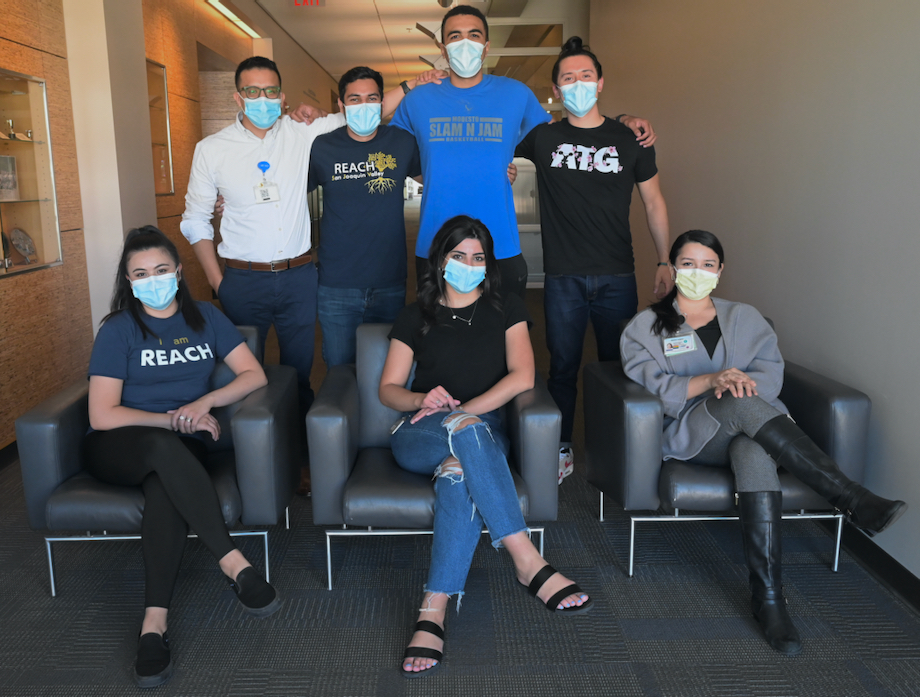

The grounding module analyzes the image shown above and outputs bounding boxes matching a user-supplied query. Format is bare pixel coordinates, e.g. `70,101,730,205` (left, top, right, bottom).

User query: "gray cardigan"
620,297,788,461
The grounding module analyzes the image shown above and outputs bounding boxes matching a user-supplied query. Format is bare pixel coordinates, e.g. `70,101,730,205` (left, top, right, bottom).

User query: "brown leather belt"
225,251,312,272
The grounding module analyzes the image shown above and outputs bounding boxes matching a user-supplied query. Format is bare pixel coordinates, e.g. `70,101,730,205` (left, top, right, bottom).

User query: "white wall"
591,0,920,575
64,0,157,332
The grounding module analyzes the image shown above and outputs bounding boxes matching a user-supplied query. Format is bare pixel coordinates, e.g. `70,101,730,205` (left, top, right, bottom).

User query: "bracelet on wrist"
657,262,669,267
400,81,411,95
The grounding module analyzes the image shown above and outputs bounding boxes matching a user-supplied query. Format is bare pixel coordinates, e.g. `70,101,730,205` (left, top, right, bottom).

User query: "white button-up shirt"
180,112,346,263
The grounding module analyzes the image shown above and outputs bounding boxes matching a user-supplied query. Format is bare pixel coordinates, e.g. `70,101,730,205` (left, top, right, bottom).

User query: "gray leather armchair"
307,323,561,588
15,327,300,595
584,360,870,575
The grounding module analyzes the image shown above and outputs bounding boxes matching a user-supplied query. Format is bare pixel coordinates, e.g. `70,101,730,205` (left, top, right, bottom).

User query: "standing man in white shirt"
181,56,434,415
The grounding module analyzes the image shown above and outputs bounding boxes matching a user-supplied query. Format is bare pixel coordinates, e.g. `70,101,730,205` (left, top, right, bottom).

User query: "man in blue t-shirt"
309,67,422,366
389,5,551,298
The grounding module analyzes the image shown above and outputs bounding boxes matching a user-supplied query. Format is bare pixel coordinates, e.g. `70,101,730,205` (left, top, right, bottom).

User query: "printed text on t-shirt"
429,116,503,143
550,144,623,173
140,343,214,366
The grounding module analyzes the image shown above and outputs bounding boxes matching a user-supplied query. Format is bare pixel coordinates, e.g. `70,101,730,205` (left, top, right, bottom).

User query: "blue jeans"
218,263,317,412
317,283,406,367
544,273,638,443
391,410,527,598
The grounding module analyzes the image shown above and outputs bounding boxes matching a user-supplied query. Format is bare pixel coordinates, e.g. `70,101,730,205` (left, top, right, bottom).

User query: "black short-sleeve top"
388,293,531,404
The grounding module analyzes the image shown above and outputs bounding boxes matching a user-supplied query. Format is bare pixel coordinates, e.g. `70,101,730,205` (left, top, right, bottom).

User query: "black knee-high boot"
738,491,802,656
753,415,906,536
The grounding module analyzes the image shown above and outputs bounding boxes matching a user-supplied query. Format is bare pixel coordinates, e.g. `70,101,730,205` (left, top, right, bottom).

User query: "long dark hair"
552,36,603,85
650,230,725,337
102,225,204,339
418,215,501,335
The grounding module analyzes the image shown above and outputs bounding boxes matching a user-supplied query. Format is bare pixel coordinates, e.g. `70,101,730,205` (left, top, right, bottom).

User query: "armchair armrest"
506,375,560,522
781,362,870,482
232,364,299,526
307,364,360,525
584,361,664,511
15,380,90,530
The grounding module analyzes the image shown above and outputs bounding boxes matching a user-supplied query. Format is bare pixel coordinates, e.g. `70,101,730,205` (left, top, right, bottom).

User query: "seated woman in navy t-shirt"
379,215,592,679
85,226,279,688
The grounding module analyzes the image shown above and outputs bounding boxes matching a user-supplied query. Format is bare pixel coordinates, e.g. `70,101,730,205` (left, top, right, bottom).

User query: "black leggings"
83,427,236,609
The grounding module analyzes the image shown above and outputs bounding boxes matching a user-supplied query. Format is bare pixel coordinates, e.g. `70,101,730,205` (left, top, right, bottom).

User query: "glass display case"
146,60,174,196
0,67,61,276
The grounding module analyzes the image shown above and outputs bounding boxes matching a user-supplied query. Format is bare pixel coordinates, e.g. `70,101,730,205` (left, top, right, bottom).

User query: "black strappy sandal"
401,620,444,678
525,564,593,615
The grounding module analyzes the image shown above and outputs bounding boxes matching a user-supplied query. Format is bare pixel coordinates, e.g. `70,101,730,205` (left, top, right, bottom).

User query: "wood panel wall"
0,1,92,449
142,0,251,301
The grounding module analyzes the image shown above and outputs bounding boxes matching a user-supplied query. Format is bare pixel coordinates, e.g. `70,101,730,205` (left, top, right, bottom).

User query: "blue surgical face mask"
559,80,598,118
345,102,381,137
131,273,178,311
446,38,485,79
443,258,486,294
243,96,282,129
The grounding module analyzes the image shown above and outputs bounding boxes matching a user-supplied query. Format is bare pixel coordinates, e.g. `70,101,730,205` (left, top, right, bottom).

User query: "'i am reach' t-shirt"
88,302,244,415
390,75,550,260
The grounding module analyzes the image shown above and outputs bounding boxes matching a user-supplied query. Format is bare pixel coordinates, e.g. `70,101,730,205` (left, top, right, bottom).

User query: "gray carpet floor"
2,458,920,696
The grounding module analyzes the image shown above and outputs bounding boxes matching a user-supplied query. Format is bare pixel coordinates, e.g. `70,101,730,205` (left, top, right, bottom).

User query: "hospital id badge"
253,181,280,203
663,332,697,357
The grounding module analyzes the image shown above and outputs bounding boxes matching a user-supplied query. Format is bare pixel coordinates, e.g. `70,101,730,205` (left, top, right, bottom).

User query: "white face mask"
675,268,720,301
446,39,485,79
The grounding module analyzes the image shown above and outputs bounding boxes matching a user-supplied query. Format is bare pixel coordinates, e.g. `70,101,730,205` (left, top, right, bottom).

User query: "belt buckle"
270,259,286,272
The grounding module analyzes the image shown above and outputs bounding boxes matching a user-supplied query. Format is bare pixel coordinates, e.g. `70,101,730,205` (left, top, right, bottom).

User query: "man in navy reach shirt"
309,67,421,367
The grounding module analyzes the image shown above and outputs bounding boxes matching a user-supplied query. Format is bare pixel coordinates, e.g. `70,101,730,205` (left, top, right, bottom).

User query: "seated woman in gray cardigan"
619,229,906,657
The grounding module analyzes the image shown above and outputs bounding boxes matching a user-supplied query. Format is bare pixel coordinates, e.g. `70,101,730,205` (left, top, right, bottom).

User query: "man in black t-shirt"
516,39,672,480
309,67,422,366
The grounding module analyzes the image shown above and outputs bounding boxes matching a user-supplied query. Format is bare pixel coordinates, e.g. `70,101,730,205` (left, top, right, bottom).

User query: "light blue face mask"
131,273,178,311
443,258,486,294
243,96,282,129
345,102,381,137
559,80,598,118
446,38,485,79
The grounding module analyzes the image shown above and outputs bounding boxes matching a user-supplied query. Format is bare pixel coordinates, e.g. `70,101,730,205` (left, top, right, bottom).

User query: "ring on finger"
178,415,187,421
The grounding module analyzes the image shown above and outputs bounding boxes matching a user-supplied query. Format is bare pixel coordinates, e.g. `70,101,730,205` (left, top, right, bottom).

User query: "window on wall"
146,60,174,196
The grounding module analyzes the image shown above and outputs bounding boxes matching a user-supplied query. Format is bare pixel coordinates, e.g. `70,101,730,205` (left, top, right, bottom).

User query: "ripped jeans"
390,409,527,600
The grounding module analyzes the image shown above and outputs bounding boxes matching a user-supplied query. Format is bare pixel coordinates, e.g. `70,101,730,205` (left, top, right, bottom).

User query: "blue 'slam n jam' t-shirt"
389,75,550,260
88,302,244,414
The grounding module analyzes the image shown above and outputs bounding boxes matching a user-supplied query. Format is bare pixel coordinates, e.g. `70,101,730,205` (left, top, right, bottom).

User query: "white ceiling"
253,0,567,90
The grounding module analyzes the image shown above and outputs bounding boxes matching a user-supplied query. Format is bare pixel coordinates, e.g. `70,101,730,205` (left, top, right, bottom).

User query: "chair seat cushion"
343,447,530,528
659,460,833,514
45,454,242,532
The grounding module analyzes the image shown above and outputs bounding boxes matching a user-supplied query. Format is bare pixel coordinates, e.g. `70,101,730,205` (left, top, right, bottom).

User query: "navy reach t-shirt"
88,302,244,414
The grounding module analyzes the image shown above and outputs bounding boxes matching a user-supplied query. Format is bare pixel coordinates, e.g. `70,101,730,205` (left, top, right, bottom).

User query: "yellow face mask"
675,268,719,301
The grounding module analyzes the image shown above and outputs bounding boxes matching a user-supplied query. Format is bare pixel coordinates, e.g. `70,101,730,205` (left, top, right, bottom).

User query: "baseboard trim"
822,519,920,613
0,441,17,473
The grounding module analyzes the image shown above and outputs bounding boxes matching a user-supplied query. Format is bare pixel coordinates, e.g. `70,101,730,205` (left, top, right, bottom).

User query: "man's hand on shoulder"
291,103,329,125
619,114,657,147
413,69,448,87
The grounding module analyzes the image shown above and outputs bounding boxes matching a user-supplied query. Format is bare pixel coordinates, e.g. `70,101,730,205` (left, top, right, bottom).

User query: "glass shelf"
0,67,61,277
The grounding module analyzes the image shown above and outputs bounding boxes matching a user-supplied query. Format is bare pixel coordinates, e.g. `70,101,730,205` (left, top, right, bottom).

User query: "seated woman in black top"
85,227,280,688
380,215,592,679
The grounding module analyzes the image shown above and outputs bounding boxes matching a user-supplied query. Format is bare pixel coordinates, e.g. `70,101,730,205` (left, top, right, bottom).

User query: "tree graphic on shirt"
366,152,397,194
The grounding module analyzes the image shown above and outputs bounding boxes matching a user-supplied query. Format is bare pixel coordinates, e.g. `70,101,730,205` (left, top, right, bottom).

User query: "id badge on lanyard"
253,160,280,203
663,332,697,357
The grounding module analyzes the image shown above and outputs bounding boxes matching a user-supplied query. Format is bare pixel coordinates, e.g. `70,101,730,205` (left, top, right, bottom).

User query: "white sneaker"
558,447,574,485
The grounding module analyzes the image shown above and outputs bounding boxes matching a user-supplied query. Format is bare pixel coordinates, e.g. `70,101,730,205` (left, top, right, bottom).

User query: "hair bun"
563,36,584,52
